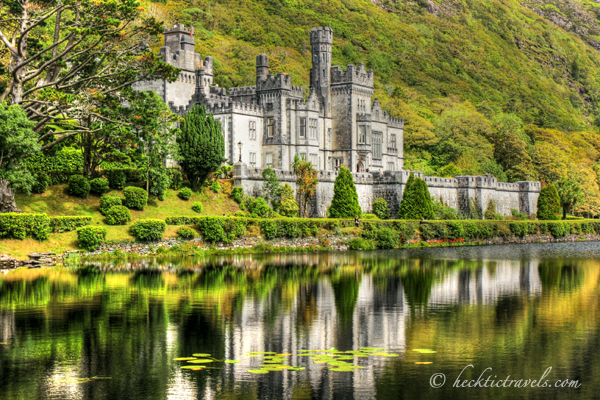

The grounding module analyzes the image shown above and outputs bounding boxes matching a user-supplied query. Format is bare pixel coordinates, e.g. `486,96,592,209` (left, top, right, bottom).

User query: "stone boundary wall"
233,163,541,218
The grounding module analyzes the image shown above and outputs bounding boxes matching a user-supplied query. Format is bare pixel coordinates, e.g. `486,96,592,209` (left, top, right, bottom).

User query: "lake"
0,243,598,399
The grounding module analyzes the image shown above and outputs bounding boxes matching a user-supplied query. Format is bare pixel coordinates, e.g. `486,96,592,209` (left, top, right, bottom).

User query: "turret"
309,27,333,117
256,54,269,83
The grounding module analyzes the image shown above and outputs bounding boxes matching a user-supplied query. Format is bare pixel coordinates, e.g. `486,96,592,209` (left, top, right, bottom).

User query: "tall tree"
399,173,434,220
536,183,561,220
556,178,584,220
328,165,361,218
0,0,178,149
0,103,39,212
292,154,318,218
262,167,280,207
177,105,225,191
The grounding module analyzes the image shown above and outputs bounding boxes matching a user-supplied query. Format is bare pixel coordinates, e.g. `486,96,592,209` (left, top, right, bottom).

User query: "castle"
135,24,541,218
134,24,403,173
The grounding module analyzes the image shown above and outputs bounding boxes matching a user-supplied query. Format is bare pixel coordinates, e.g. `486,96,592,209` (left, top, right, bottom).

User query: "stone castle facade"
136,24,541,217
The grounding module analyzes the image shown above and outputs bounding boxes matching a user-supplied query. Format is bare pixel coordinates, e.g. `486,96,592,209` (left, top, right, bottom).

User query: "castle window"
309,118,318,139
298,152,306,161
249,121,256,140
249,152,256,167
390,134,396,149
309,154,318,168
267,118,274,137
299,117,306,138
373,132,382,159
266,153,273,168
387,162,395,171
267,103,274,111
358,125,367,144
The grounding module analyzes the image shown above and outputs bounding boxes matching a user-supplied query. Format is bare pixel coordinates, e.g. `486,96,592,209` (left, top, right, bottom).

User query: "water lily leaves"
173,357,197,361
192,353,211,357
415,362,433,365
224,360,240,364
412,349,437,354
287,367,306,371
277,353,292,357
248,369,270,374
181,366,205,370
188,359,213,364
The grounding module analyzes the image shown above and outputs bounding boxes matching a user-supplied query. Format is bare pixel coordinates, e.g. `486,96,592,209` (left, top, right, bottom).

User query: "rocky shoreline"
1,233,598,271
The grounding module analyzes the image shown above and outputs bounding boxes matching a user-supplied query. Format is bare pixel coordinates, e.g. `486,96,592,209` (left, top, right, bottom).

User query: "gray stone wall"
233,163,541,218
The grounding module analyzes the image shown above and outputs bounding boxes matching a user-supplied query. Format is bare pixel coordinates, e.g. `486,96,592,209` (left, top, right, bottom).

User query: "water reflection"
0,243,598,399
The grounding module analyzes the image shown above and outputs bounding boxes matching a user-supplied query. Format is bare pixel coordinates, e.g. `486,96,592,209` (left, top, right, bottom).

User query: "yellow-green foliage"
148,0,600,212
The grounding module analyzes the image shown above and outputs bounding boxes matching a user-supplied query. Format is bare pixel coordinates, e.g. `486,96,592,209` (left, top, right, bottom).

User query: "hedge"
130,219,166,241
49,216,92,233
100,196,123,216
105,206,132,226
77,226,108,251
68,175,90,198
0,213,51,240
25,147,84,183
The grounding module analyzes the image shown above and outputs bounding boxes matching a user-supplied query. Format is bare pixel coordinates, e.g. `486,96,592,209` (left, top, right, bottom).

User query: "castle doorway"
357,162,365,173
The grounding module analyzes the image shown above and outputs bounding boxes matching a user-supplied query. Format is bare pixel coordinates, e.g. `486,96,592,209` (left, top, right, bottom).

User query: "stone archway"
357,161,365,173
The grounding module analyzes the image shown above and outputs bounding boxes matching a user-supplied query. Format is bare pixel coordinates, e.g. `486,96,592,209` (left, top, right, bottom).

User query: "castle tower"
196,56,214,97
256,54,269,82
310,27,333,117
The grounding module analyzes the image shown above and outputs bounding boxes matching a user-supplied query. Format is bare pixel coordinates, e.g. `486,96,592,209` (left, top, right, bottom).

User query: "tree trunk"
0,180,22,213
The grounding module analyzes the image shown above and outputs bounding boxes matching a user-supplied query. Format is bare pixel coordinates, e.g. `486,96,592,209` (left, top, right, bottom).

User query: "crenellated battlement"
331,63,375,87
164,23,193,35
257,73,294,92
229,86,257,97
310,27,333,44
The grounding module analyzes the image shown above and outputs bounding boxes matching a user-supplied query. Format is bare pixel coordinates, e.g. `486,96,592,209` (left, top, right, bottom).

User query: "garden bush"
76,226,107,251
246,197,273,218
231,187,245,203
168,168,183,190
398,173,434,220
123,186,148,210
328,165,362,218
178,187,193,200
99,195,122,215
105,205,132,225
25,146,83,183
348,237,375,250
89,177,110,195
165,216,201,225
130,219,166,241
106,169,127,190
177,226,196,240
210,181,221,193
68,175,90,198
362,213,379,220
537,184,561,220
376,227,399,249
372,197,389,220
49,216,91,233
31,173,50,194
192,202,203,213
0,213,51,240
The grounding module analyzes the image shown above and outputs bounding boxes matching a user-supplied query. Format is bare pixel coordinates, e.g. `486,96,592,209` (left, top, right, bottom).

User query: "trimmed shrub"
106,169,127,190
376,227,399,249
89,177,110,195
165,216,201,225
105,205,132,225
123,186,148,210
548,221,568,238
362,213,379,220
210,181,221,193
178,187,193,200
197,217,226,242
49,216,91,233
25,146,83,183
192,202,203,213
231,186,245,203
328,165,362,218
372,197,390,220
348,237,375,250
398,173,434,220
76,226,107,251
130,219,166,241
99,195,122,215
247,197,273,218
68,175,90,198
177,226,196,240
0,213,51,240
275,183,299,217
537,184,561,220
32,173,50,194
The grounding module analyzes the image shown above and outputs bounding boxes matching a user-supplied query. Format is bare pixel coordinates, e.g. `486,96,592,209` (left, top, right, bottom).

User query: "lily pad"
287,367,306,371
412,349,437,354
192,353,211,357
415,362,433,365
173,357,197,361
248,369,270,374
181,366,205,370
188,359,213,364
225,360,240,364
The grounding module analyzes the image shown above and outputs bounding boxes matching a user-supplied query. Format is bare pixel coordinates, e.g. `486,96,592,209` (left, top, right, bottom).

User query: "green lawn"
4,179,241,259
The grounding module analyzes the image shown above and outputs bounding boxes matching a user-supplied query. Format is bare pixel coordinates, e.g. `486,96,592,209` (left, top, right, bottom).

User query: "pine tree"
537,184,561,220
328,165,362,218
176,105,226,191
398,173,434,220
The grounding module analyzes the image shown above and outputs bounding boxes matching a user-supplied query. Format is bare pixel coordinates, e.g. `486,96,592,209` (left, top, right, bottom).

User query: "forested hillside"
146,0,600,213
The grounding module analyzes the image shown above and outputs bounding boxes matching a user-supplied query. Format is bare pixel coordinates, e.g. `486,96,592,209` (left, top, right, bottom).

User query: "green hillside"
148,0,600,213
